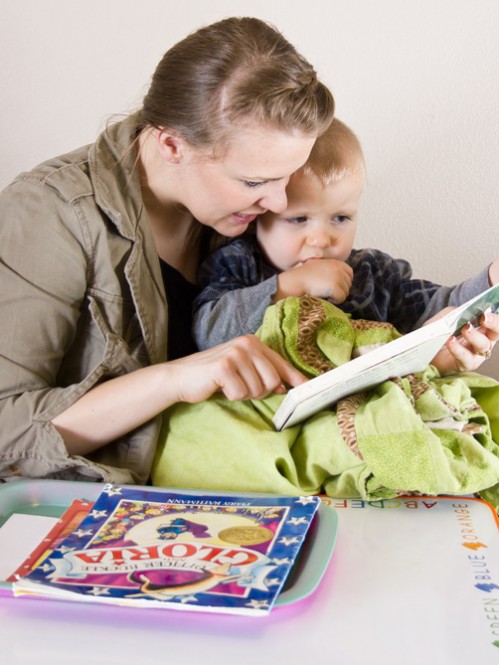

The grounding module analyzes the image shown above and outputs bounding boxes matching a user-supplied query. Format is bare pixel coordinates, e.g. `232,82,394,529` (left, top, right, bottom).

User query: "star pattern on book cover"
72,529,94,538
89,510,108,520
265,577,282,586
13,486,322,616
279,537,300,546
88,587,111,596
288,517,308,526
58,545,76,554
102,486,124,497
246,599,271,610
179,595,198,604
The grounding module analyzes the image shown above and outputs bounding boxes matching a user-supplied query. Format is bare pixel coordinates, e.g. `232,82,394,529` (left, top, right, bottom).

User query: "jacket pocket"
58,294,145,386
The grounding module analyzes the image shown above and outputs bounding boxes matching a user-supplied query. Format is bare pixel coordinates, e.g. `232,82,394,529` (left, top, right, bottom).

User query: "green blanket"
152,296,499,511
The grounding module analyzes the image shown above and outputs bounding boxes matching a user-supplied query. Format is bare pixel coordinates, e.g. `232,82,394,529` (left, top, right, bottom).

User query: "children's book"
273,283,499,430
12,484,320,616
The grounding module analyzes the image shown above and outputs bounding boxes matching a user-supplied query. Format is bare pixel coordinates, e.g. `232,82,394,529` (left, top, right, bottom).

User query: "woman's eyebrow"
242,175,286,182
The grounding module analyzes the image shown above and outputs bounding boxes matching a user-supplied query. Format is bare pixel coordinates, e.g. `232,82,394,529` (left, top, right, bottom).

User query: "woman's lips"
232,213,258,225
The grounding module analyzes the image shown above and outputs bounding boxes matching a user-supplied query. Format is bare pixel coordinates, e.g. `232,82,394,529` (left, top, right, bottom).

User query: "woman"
0,17,334,484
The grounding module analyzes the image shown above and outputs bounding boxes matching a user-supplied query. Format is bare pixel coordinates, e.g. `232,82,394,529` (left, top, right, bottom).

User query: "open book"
273,283,499,430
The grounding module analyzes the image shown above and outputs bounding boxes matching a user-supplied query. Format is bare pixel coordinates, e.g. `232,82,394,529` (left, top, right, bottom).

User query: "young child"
192,118,499,372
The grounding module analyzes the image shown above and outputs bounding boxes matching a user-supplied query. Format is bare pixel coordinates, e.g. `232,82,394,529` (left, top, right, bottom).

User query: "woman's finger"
177,335,307,402
220,339,306,400
481,311,499,342
445,336,482,372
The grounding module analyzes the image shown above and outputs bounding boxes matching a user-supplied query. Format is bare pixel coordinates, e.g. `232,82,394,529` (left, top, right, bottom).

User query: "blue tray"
0,480,338,607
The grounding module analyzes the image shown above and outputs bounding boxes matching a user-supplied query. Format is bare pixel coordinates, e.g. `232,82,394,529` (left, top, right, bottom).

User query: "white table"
1,495,498,665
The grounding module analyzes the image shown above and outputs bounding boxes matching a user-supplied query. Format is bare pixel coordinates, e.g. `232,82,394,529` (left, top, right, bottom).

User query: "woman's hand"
168,334,307,402
431,310,499,375
53,335,306,455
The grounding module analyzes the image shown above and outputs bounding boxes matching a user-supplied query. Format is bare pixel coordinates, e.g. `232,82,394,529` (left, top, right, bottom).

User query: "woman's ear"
156,128,185,164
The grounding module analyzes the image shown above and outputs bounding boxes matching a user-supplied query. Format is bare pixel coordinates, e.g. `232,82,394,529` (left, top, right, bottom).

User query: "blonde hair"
301,118,365,185
139,17,334,150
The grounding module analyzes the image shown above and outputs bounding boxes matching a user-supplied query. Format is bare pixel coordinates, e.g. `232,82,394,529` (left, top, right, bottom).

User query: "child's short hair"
301,118,365,185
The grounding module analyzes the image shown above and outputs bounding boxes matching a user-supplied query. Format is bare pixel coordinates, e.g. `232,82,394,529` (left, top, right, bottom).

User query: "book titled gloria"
12,484,321,616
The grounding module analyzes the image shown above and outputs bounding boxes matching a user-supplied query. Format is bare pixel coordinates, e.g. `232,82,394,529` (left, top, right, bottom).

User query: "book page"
0,514,58,581
274,329,449,429
274,336,447,429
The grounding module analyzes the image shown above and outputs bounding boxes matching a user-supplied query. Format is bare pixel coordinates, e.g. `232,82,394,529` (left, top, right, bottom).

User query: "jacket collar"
88,113,145,240
88,114,169,364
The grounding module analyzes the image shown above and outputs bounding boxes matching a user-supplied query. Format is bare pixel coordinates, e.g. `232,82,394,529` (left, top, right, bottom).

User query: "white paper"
0,513,58,581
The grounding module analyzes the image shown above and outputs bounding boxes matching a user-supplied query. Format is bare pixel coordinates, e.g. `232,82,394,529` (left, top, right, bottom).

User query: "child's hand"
431,310,499,374
276,259,353,303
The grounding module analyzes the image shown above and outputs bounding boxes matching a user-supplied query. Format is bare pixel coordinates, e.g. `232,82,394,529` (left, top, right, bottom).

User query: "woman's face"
176,123,316,236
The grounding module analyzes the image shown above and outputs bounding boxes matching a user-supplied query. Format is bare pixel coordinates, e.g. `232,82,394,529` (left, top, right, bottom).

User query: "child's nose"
307,229,332,248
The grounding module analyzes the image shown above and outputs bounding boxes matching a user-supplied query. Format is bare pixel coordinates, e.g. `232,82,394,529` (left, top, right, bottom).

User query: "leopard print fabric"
295,296,336,374
350,319,395,333
336,393,365,459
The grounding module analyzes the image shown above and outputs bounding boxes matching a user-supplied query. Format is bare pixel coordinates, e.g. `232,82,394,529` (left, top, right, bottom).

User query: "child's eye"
287,216,308,224
332,215,350,224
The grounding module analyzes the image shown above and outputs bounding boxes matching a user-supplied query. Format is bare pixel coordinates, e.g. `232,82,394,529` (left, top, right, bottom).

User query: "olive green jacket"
0,115,169,483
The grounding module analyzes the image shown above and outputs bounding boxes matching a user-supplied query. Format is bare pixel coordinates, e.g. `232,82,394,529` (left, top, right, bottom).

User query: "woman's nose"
258,181,288,213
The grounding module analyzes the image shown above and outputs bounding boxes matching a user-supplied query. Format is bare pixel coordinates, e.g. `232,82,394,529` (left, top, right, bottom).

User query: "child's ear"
156,128,186,164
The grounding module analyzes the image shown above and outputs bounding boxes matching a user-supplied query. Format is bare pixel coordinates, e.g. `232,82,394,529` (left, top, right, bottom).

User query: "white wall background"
2,0,499,377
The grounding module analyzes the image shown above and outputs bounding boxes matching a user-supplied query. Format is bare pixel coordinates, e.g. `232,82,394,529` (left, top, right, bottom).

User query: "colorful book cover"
13,485,320,616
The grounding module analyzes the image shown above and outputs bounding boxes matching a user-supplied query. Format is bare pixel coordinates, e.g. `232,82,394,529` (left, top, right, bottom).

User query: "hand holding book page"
273,283,499,430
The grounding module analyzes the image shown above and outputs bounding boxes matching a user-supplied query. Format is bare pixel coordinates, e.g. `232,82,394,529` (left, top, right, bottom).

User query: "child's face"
256,167,364,271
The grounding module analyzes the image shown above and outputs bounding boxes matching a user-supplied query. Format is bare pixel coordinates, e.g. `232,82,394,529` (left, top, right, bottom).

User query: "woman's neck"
137,130,200,282
148,204,201,282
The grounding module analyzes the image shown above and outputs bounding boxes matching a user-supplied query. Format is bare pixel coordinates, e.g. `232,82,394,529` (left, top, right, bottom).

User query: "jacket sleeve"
379,251,491,331
345,249,491,333
192,241,278,350
414,267,491,328
0,176,103,480
193,278,278,350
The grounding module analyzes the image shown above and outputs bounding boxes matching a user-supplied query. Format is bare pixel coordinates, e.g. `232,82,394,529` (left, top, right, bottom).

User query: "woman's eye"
244,180,265,188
